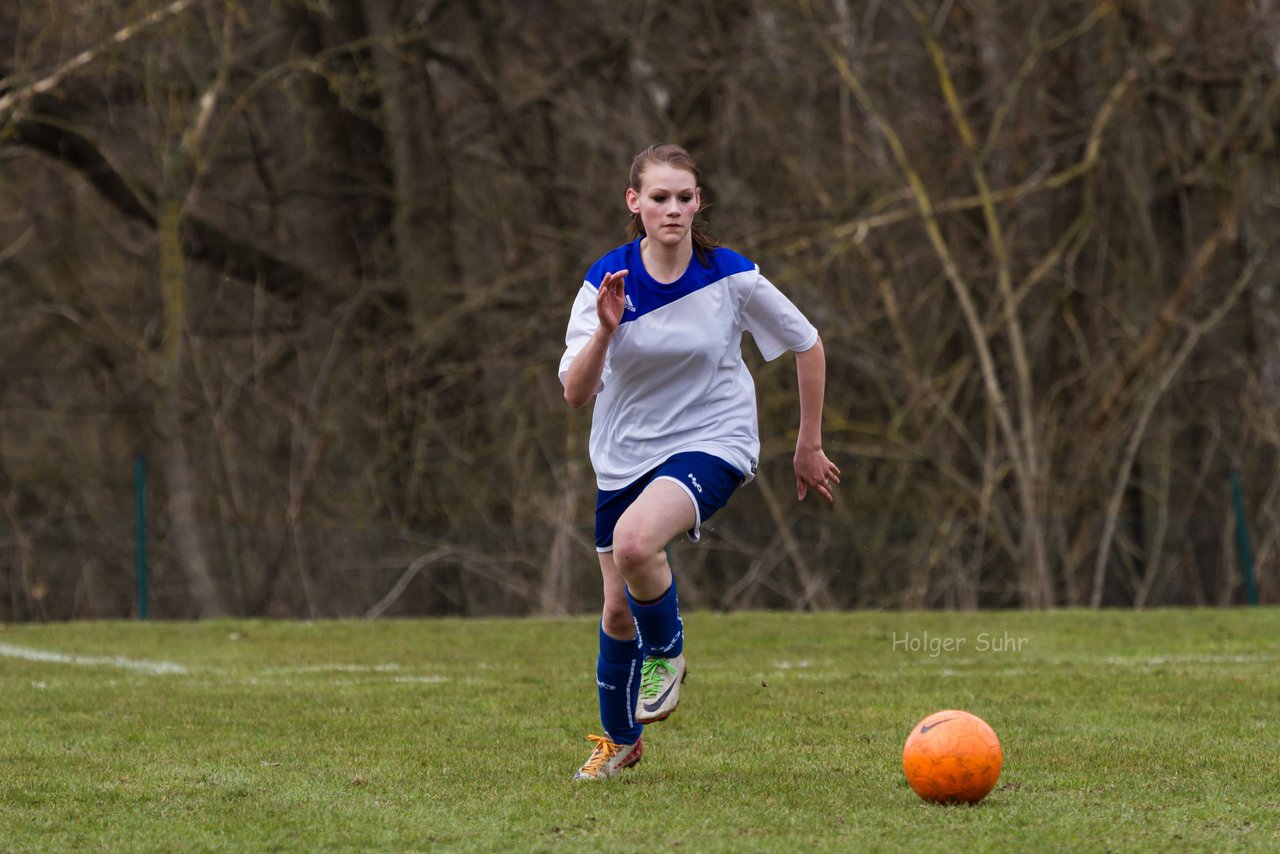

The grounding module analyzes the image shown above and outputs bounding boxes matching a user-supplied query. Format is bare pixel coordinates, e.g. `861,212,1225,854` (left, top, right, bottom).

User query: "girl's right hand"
597,269,628,334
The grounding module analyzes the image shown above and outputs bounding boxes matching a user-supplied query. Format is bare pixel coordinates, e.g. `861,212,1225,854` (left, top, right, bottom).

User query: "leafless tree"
0,0,1276,619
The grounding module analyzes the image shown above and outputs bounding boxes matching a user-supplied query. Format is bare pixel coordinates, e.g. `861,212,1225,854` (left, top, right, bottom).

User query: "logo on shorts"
687,473,703,493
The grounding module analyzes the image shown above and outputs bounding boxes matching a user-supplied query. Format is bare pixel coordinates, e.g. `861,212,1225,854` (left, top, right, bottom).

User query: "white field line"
0,643,189,675
393,675,447,684
0,644,448,684
930,652,1280,677
263,663,402,674
1103,653,1278,667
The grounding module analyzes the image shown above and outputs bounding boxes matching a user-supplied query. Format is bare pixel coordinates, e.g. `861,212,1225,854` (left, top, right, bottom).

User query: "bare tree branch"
0,0,200,125
1090,237,1270,607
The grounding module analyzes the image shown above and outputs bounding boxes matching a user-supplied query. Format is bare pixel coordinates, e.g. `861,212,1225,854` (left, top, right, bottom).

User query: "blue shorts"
595,451,745,552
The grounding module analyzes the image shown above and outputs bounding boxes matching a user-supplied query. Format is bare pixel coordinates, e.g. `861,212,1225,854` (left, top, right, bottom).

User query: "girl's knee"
601,604,633,639
611,529,652,577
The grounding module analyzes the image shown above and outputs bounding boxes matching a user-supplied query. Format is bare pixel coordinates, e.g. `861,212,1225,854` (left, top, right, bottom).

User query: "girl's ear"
694,186,702,213
625,186,640,214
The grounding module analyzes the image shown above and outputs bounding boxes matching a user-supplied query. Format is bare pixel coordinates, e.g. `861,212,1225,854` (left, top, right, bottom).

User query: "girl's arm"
793,335,841,502
563,270,628,409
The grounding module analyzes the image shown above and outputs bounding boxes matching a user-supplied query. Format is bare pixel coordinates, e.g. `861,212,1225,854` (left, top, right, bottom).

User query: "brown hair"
626,143,720,266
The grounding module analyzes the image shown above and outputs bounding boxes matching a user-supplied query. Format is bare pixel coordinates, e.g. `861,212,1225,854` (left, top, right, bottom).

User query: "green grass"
2,609,1279,852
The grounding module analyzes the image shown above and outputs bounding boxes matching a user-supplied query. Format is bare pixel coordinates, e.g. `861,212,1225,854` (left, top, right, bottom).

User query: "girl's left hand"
795,445,841,503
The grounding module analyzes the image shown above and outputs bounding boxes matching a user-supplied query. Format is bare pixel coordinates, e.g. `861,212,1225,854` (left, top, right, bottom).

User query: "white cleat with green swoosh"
635,654,686,724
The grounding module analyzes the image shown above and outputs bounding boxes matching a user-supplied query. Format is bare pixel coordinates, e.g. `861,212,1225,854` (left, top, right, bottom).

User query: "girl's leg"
574,551,645,781
595,551,643,745
611,479,695,601
612,480,696,722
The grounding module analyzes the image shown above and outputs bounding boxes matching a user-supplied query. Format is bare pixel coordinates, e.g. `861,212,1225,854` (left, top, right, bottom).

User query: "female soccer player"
559,143,839,781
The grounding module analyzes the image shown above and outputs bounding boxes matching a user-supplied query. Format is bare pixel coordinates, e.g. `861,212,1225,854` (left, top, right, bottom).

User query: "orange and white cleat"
572,734,643,781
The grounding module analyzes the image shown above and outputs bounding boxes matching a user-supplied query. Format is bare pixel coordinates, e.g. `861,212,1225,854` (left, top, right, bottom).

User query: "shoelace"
640,657,675,699
581,734,619,775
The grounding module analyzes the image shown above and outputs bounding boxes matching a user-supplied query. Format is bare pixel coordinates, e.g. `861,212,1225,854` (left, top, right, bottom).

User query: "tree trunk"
156,197,227,618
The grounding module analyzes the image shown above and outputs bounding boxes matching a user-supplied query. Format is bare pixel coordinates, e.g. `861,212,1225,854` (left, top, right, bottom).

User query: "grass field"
2,609,1279,852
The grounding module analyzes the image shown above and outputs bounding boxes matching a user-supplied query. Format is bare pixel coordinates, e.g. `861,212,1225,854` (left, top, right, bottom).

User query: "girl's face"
626,164,700,249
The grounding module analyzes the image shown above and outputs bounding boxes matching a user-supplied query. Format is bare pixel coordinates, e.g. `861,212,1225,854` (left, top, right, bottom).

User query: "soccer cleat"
573,734,643,781
635,654,686,724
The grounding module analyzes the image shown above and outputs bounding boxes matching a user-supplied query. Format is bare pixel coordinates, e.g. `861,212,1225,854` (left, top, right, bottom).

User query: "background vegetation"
1,0,1278,619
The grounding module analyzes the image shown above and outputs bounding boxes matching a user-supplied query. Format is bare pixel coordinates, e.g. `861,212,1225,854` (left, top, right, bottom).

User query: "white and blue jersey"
558,238,819,491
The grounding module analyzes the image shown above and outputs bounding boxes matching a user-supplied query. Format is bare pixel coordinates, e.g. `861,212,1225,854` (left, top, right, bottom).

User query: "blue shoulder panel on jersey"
583,240,756,325
585,243,635,289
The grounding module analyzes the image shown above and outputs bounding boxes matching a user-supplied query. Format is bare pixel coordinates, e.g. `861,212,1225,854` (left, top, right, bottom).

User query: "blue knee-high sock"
627,575,683,659
597,625,643,745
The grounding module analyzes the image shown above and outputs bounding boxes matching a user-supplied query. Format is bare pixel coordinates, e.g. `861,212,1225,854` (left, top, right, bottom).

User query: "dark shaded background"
1,0,1277,619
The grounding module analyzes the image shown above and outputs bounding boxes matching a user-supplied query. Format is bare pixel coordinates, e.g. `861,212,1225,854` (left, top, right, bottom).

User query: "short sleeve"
558,281,609,392
740,270,819,361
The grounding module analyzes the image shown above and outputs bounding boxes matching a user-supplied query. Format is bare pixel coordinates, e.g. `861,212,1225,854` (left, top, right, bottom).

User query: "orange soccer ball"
902,709,1003,804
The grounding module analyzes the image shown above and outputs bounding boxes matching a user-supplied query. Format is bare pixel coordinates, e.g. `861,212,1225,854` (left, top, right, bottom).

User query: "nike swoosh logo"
642,679,679,713
919,718,956,734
